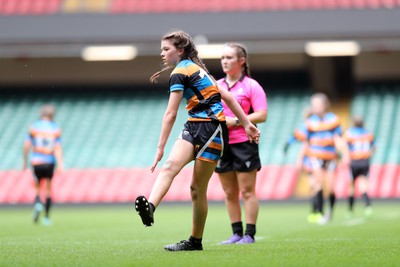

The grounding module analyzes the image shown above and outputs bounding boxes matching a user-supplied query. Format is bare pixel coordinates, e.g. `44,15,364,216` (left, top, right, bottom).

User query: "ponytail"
150,30,211,83
150,65,173,83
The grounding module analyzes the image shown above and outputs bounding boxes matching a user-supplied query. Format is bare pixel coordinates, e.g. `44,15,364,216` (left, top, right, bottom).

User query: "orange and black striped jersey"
305,112,342,160
344,127,375,160
169,59,225,122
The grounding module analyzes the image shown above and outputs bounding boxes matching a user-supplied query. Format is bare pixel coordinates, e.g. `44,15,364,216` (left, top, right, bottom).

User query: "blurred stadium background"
0,0,399,204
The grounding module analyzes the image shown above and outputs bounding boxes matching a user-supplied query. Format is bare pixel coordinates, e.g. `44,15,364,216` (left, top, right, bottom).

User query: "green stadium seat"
350,84,399,164
2,85,398,170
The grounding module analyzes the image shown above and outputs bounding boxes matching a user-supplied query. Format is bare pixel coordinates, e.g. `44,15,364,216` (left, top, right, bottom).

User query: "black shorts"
33,163,55,182
215,141,261,173
180,121,229,164
310,158,337,172
350,159,370,180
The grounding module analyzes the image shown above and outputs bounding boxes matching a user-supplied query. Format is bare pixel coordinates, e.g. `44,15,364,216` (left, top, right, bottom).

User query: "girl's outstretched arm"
151,91,183,172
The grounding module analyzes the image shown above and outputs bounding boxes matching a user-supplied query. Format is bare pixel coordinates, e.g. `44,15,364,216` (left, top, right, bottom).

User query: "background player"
344,116,376,218
134,31,260,251
215,43,267,245
304,93,349,224
23,104,63,225
284,107,320,222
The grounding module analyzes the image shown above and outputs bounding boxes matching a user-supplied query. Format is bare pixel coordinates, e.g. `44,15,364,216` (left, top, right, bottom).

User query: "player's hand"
283,142,289,154
150,148,164,173
244,123,260,144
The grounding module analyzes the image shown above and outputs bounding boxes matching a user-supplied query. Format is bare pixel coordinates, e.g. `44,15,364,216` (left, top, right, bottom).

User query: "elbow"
257,111,268,123
260,113,267,123
164,111,178,122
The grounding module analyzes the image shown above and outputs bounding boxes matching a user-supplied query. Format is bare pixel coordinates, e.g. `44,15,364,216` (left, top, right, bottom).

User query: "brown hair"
40,104,56,119
310,92,331,111
352,115,364,127
150,30,210,83
224,43,251,77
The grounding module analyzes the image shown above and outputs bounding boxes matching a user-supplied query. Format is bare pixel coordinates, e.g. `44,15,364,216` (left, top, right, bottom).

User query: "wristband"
235,119,240,126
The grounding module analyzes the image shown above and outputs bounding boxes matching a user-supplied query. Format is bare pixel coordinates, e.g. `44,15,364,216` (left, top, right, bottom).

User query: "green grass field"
1,201,399,267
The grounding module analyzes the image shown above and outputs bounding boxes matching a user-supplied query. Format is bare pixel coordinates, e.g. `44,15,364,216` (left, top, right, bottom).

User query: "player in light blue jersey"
23,104,63,225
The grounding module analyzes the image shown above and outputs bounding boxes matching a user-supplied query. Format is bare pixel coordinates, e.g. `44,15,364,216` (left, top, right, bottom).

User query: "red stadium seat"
334,164,351,199
272,166,298,199
1,0,398,15
396,166,400,197
108,0,400,14
379,164,399,198
367,164,384,198
0,0,61,15
256,166,282,200
0,164,397,204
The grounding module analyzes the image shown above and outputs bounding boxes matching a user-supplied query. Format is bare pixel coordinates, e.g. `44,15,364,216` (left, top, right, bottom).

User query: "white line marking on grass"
255,236,267,241
345,218,365,226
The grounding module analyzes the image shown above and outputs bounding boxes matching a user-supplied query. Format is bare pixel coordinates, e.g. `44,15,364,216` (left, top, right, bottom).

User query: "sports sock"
45,197,52,218
189,236,202,246
316,190,324,214
311,195,318,213
362,193,371,207
329,193,336,211
149,202,156,213
348,195,354,211
245,224,256,239
232,221,243,236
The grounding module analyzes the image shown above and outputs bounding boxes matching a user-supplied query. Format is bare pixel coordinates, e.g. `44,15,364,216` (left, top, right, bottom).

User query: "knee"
190,185,199,201
161,159,179,177
240,187,255,201
224,188,239,202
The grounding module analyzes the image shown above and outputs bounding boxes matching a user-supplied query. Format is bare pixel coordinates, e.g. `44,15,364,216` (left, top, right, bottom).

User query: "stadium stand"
109,0,400,13
0,0,61,15
0,89,310,170
1,0,399,16
0,89,303,203
0,85,399,203
62,0,109,13
334,83,400,199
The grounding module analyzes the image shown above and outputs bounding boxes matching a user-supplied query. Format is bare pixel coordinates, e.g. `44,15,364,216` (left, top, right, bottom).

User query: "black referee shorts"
215,141,261,173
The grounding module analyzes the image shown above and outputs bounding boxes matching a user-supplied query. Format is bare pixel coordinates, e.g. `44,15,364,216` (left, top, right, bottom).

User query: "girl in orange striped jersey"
134,30,260,251
303,93,350,224
344,116,375,218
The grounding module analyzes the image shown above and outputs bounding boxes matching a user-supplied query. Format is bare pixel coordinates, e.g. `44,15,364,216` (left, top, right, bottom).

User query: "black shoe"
164,240,203,251
135,196,154,227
